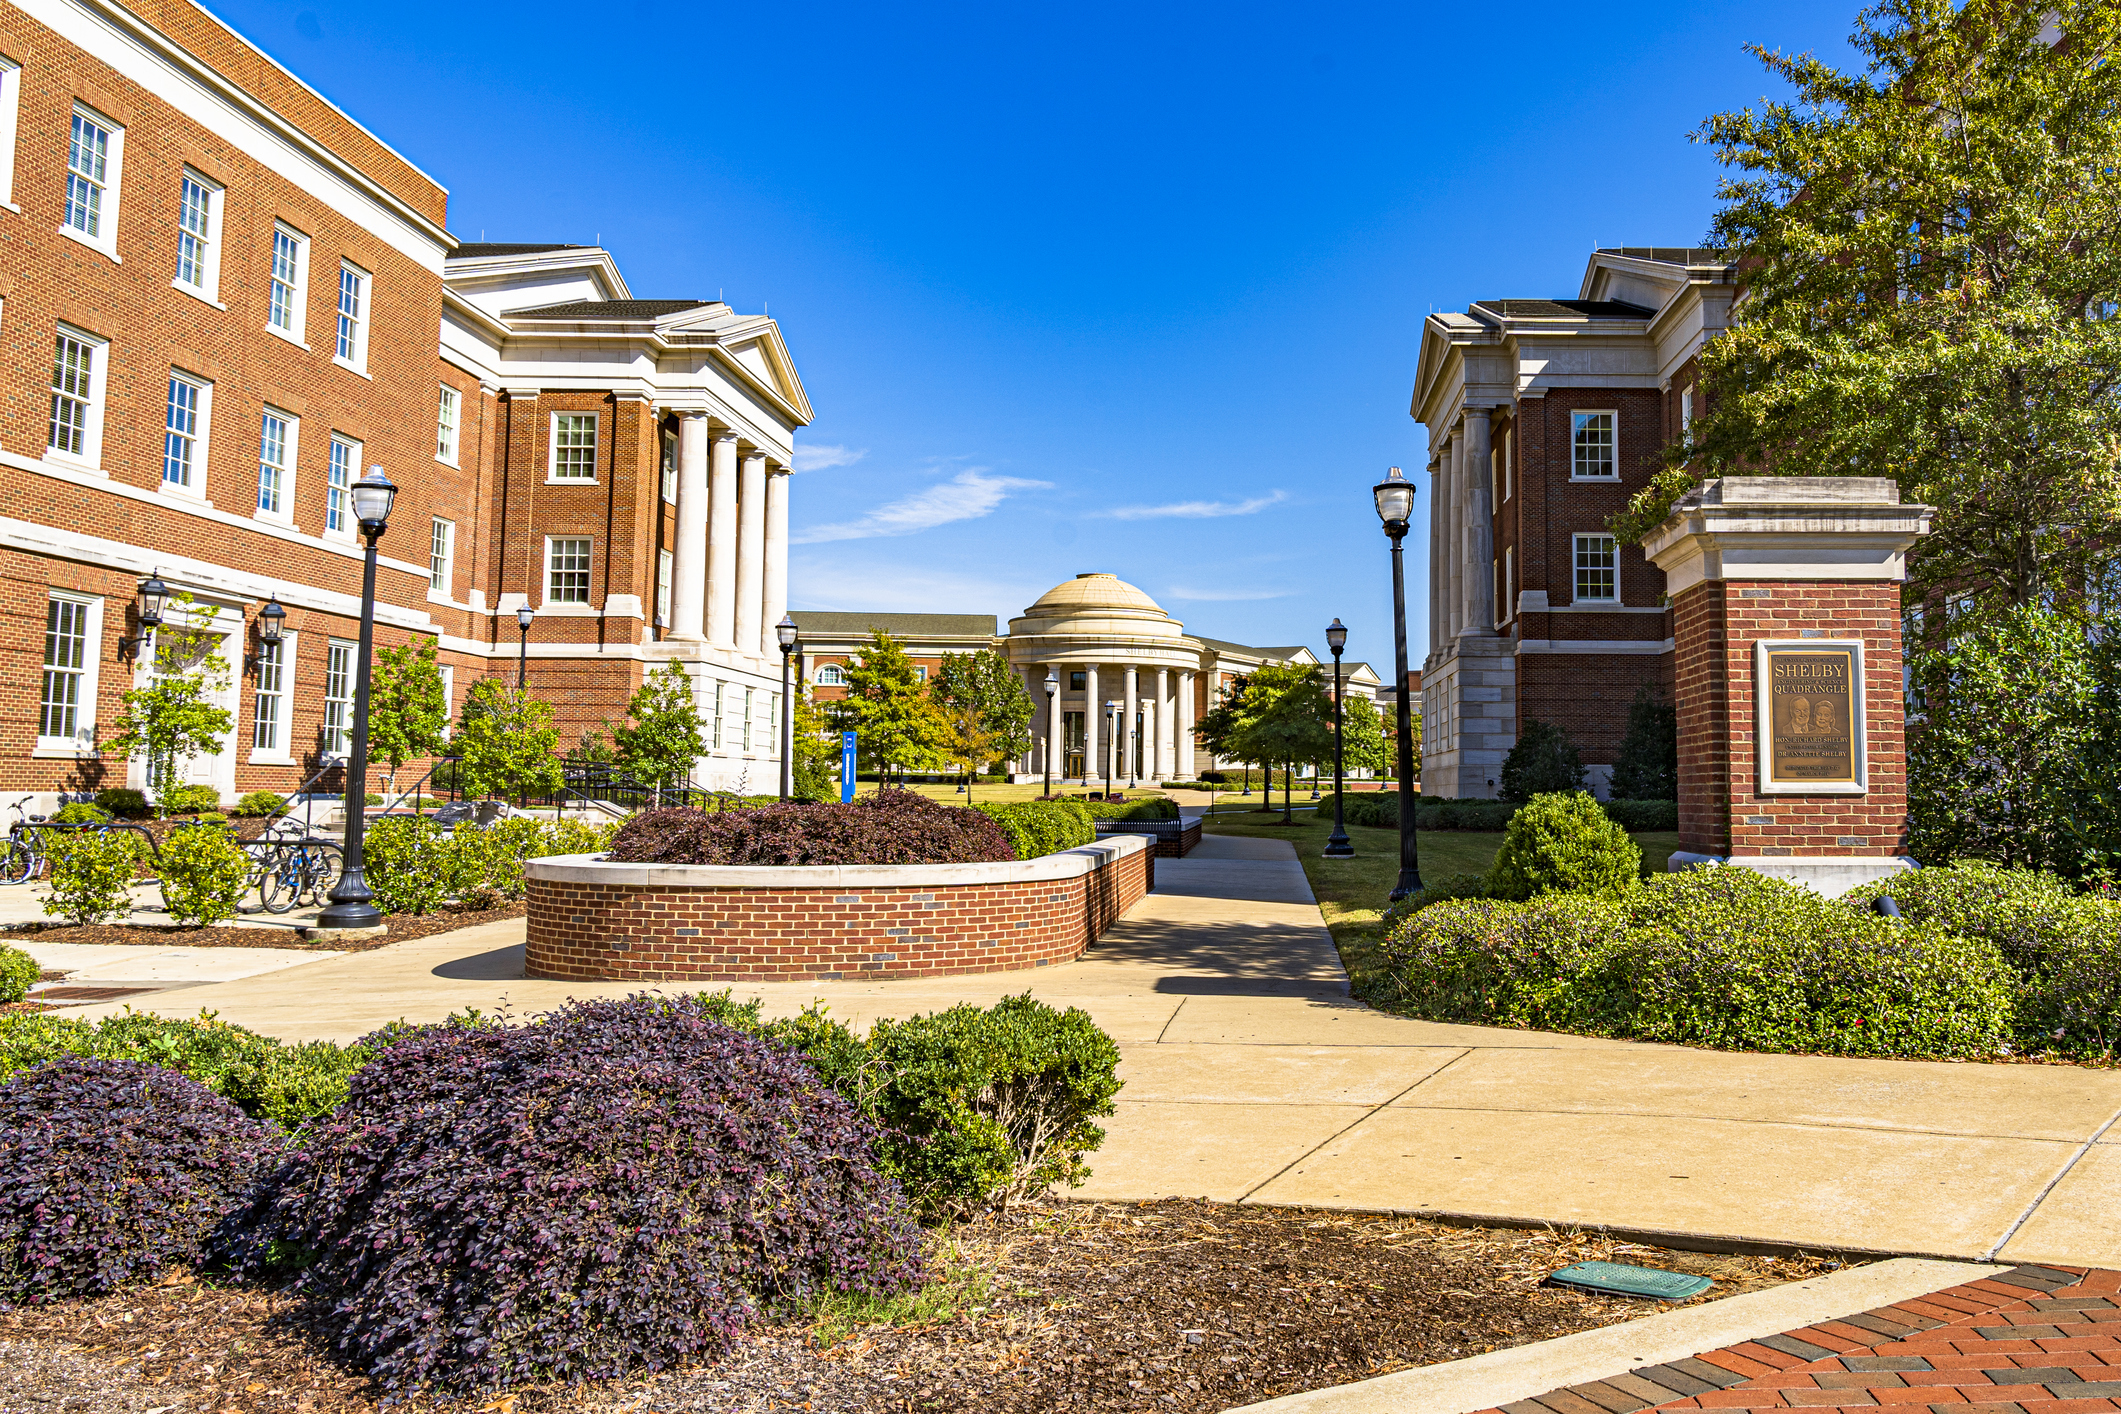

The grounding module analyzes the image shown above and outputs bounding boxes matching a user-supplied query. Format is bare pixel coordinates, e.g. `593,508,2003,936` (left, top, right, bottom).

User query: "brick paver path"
1477,1265,2121,1414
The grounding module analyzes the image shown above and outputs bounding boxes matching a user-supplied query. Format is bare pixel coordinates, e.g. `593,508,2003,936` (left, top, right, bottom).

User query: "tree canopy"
366,639,450,796
827,630,953,777
106,594,232,814
612,662,707,790
454,678,563,803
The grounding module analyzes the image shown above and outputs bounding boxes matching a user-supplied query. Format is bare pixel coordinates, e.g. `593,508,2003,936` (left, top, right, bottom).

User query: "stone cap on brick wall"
523,832,1149,890
1643,477,1934,597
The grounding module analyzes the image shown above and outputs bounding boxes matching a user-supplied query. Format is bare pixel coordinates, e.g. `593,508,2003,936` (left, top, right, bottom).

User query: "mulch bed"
4,902,525,956
0,1199,1848,1414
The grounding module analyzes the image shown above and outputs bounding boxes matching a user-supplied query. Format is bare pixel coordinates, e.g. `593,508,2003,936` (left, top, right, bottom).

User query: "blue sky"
216,0,1860,666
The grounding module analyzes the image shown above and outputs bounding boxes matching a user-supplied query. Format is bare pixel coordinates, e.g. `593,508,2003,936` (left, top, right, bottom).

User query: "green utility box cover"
1547,1260,1714,1301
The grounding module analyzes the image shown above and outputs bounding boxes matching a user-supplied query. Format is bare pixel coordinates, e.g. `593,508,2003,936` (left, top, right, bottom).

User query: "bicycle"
0,796,47,884
254,837,344,914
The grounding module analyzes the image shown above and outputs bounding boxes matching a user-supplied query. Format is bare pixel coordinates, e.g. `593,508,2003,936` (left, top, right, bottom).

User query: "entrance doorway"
127,613,241,806
1063,711,1085,778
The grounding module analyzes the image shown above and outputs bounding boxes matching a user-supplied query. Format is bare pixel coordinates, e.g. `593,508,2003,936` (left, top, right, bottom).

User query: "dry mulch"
0,1199,1849,1414
5,902,525,956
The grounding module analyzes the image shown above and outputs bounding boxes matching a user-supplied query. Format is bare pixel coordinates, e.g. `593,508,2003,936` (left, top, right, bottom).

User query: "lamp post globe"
516,604,535,689
776,614,799,800
1323,618,1354,858
1372,467,1423,900
1042,670,1058,798
256,596,286,645
315,467,398,934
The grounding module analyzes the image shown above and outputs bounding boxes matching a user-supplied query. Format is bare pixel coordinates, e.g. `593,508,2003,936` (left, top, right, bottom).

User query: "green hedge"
974,800,1096,858
1319,793,1677,833
0,944,37,1004
1069,798,1180,821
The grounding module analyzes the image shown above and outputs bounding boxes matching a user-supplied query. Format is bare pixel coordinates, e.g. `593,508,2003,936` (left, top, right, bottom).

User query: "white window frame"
46,324,108,470
1502,429,1513,502
1502,546,1516,625
435,385,460,465
815,663,846,686
430,517,455,595
1680,385,1695,439
249,631,296,765
438,663,456,738
323,639,355,759
655,548,673,626
660,426,678,502
0,57,23,212
1573,533,1620,604
334,260,370,374
61,103,123,260
1570,410,1618,481
161,368,212,498
549,412,599,483
37,591,102,754
712,681,725,749
544,536,592,606
324,434,360,539
266,222,309,345
741,686,754,753
255,407,299,524
171,167,224,304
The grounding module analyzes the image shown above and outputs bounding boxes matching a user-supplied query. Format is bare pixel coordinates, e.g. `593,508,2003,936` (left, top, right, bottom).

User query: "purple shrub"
0,1057,281,1306
209,995,924,1398
608,790,1016,866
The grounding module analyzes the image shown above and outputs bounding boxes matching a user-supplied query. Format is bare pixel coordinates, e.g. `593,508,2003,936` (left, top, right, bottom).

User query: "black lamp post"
1324,617,1354,858
1104,698,1119,796
119,572,170,661
316,468,397,933
1042,670,1058,797
1373,466,1423,900
777,614,799,800
516,605,535,689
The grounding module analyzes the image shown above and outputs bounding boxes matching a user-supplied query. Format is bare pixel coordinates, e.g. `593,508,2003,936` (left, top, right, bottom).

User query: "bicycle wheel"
0,840,31,885
301,845,344,906
260,851,300,914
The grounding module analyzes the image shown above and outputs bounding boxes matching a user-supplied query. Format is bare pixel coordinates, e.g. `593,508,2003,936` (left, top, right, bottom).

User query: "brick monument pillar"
1642,477,1933,892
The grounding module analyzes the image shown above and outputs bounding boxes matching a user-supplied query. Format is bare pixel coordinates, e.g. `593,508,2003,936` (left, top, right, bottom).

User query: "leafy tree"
828,631,953,781
565,728,616,766
454,678,563,804
613,662,708,797
1232,664,1336,823
366,639,450,801
1609,688,1678,801
1335,692,1388,779
788,686,841,800
1614,0,2121,614
929,651,1034,801
105,594,233,816
1498,720,1586,804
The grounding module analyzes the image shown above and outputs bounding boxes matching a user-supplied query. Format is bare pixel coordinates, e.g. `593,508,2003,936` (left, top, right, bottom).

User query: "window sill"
32,744,100,760
159,483,212,508
426,586,457,606
435,455,460,470
246,752,296,767
545,477,599,487
536,601,600,616
264,324,310,351
42,452,104,476
332,357,371,381
0,200,22,215
1568,476,1622,484
253,510,298,531
57,225,119,263
172,280,225,309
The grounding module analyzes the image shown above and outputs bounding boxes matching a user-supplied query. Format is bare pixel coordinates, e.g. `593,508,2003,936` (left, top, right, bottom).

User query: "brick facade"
522,837,1152,983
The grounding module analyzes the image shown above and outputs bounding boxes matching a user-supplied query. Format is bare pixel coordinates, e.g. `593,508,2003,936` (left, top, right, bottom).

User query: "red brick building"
0,0,809,813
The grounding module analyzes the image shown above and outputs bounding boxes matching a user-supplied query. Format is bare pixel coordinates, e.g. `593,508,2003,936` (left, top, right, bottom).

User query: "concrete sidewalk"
56,835,2121,1267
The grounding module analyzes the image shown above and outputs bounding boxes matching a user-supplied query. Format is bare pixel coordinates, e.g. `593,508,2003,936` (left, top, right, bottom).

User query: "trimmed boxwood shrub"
1484,792,1641,901
0,944,37,1004
157,821,252,927
209,995,924,1398
42,827,145,926
92,788,149,819
1321,793,1678,834
974,799,1096,858
610,791,1015,866
160,784,222,815
1072,798,1180,821
1,1057,281,1306
234,790,288,817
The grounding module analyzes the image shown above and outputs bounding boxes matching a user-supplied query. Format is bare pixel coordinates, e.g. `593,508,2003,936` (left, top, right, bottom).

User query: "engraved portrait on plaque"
1763,646,1858,786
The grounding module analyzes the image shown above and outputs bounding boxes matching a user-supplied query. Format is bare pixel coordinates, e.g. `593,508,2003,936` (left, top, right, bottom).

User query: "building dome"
1022,572,1165,619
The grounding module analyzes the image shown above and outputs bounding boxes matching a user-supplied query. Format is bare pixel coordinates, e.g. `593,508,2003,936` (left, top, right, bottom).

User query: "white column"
1449,427,1468,637
1178,672,1196,777
735,448,767,657
669,414,709,641
762,464,790,656
1464,413,1495,632
1084,665,1101,782
1151,668,1169,780
1047,667,1064,783
706,430,739,647
1122,666,1138,782
1427,451,1446,654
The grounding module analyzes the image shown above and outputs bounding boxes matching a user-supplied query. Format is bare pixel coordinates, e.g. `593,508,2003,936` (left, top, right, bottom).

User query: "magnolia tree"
455,678,562,804
613,662,707,800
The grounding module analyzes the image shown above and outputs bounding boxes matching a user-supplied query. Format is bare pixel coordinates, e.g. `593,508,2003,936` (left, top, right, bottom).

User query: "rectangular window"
1502,429,1513,502
172,170,222,298
324,436,359,534
1574,533,1619,603
253,638,284,754
323,641,354,757
1070,670,1086,690
64,107,119,244
0,58,21,210
656,548,673,626
257,409,297,518
712,681,725,749
335,262,369,370
39,595,95,747
546,537,591,604
430,517,454,592
770,692,781,754
267,224,308,339
435,385,459,464
1571,411,1617,479
48,327,105,464
550,413,598,481
438,664,455,733
1680,385,1695,437
741,687,754,752
660,427,678,502
1503,546,1516,623
163,371,211,490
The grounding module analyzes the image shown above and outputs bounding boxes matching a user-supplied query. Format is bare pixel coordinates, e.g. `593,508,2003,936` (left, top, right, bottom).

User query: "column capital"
711,427,741,445
739,447,769,464
677,409,713,424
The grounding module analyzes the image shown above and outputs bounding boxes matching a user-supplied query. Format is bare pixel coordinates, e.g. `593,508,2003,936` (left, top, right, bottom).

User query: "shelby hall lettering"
1765,648,1857,784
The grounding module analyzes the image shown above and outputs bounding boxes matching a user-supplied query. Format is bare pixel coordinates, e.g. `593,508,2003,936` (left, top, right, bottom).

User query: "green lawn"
1200,810,1681,990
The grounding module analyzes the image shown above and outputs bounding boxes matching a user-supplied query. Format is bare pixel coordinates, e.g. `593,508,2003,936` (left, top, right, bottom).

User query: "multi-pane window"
257,410,294,516
173,172,218,293
660,428,678,501
335,263,368,368
1680,386,1695,437
48,330,98,460
39,597,92,745
712,682,725,749
435,386,459,464
1571,411,1617,479
1503,546,1516,624
164,373,207,488
268,225,306,336
546,537,591,604
551,414,597,480
64,109,111,237
430,518,454,592
323,642,354,757
325,436,358,533
815,664,846,686
770,692,781,754
1501,430,1513,502
0,59,21,211
1573,533,1619,603
253,639,285,754
656,548,673,626
741,687,754,752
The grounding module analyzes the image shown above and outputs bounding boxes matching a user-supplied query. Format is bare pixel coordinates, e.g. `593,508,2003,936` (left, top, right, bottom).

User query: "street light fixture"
516,605,535,689
1042,670,1058,798
256,596,286,646
120,573,171,661
1104,698,1120,797
316,468,397,934
1372,467,1422,900
776,614,799,800
1138,697,1153,788
1323,618,1354,858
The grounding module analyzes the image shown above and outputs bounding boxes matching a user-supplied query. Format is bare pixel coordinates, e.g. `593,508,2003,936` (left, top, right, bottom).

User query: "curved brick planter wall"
523,834,1153,982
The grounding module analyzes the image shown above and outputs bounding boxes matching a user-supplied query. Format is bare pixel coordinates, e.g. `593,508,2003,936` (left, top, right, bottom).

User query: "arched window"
815,663,846,686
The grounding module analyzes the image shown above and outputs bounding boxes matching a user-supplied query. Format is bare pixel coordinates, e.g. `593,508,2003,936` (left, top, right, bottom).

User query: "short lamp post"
516,605,535,689
776,614,799,800
1138,697,1153,787
1373,466,1423,901
1104,698,1120,796
256,596,286,653
316,468,397,934
1042,670,1058,797
120,572,170,661
1324,617,1354,858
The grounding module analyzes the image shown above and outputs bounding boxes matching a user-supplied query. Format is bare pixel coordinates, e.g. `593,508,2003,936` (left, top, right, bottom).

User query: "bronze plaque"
1764,648,1858,784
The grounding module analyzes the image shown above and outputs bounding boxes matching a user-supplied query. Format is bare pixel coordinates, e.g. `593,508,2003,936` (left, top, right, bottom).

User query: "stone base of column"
1668,850,1917,894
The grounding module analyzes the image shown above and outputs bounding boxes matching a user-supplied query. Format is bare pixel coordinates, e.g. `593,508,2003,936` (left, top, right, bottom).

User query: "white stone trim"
1516,638,1675,655
524,833,1147,890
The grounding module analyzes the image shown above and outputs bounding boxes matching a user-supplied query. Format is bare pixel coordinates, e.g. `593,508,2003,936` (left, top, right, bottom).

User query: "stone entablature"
522,834,1152,982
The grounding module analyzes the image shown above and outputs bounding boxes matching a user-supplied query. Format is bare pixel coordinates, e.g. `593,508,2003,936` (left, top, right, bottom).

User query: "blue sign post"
840,731,857,803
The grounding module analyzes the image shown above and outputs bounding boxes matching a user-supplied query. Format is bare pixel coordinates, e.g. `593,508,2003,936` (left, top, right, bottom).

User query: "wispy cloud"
791,468,1051,545
788,560,1044,616
1162,585,1295,602
1095,490,1288,521
793,443,865,472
